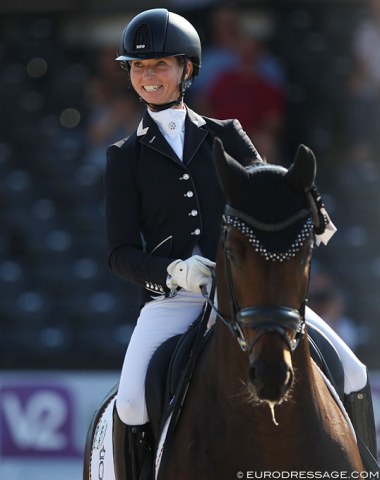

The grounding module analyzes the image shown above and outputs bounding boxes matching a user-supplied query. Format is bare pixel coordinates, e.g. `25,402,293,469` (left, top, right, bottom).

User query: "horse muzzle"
248,353,294,403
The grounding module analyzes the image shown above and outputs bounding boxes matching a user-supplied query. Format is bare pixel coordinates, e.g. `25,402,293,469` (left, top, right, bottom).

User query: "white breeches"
116,290,205,425
116,294,368,426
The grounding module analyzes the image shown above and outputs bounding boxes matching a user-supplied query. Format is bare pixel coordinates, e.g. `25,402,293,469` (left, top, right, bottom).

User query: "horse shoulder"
309,363,364,471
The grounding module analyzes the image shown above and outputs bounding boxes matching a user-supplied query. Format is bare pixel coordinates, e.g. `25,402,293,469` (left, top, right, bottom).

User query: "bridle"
202,203,315,355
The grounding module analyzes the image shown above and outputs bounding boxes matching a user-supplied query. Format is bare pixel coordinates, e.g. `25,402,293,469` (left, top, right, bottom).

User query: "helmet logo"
136,44,146,49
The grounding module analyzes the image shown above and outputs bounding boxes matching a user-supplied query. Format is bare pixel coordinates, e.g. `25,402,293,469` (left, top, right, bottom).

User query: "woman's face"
129,56,191,108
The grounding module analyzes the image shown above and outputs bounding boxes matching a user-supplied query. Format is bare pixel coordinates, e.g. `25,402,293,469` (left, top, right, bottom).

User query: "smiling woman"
129,57,193,109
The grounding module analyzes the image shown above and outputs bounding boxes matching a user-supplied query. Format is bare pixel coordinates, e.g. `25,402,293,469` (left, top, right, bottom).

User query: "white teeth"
144,85,160,92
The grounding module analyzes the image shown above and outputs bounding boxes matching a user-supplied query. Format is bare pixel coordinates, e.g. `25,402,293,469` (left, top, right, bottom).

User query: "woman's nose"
142,66,155,77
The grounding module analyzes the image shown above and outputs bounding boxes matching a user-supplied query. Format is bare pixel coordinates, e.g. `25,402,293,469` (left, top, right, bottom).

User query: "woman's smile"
143,85,162,92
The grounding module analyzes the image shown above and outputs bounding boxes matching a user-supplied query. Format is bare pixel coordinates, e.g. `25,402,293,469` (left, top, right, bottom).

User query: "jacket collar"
136,106,206,137
186,107,207,128
136,107,208,165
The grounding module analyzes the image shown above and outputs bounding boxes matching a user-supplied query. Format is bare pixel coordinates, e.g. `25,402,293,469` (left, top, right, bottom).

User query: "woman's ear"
185,60,193,80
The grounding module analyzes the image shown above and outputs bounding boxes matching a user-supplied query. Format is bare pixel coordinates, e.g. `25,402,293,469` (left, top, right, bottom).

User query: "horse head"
213,138,326,407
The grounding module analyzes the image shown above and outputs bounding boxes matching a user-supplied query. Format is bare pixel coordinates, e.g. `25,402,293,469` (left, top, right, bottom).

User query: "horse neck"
283,331,334,423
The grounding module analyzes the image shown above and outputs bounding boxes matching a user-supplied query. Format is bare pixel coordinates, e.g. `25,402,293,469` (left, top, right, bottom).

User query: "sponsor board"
0,383,76,457
0,371,118,460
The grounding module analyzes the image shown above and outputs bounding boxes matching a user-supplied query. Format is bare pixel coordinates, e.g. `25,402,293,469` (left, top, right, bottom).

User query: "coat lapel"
137,108,209,166
137,112,181,164
183,108,209,166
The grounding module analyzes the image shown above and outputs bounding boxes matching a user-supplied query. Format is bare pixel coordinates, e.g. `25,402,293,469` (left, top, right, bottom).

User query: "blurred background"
1,0,380,478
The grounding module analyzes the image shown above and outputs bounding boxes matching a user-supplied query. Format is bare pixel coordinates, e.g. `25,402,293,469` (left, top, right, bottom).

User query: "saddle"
145,304,212,444
145,306,345,448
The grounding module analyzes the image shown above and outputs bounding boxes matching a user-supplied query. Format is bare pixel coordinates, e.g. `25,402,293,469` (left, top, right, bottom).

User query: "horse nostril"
249,366,256,384
284,367,294,390
285,368,294,386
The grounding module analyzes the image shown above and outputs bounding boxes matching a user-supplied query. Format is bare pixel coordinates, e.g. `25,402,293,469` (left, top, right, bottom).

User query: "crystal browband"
226,215,314,262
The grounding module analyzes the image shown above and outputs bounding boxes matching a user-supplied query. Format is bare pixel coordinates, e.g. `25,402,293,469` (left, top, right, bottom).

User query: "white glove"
167,255,216,293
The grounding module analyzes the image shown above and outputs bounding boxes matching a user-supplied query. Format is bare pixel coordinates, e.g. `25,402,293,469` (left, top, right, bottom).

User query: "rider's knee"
343,363,368,394
115,396,148,425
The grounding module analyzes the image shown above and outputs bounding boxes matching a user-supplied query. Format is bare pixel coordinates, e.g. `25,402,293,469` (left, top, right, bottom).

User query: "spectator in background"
84,47,143,170
84,84,142,170
308,272,369,353
201,29,285,164
346,0,380,166
90,46,127,92
191,6,284,100
190,6,240,99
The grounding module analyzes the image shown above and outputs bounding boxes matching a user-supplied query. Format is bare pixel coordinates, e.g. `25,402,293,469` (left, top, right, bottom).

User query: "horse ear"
285,144,316,191
213,137,249,201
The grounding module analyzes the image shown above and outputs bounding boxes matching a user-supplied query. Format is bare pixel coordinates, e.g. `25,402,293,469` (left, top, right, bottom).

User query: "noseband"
203,204,313,354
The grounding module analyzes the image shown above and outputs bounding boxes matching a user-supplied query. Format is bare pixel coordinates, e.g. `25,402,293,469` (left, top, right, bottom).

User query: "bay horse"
157,139,364,478
84,140,367,480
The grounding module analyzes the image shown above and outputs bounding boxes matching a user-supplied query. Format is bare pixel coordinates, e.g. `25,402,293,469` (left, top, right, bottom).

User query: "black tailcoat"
104,107,259,304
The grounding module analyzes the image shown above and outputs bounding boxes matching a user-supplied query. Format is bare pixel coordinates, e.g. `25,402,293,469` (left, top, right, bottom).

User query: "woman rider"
104,8,377,479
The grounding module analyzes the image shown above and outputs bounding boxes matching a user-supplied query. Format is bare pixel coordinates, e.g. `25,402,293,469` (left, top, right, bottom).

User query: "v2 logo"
0,384,78,457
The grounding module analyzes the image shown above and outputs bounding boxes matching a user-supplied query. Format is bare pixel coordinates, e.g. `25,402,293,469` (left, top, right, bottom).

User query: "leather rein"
202,204,315,354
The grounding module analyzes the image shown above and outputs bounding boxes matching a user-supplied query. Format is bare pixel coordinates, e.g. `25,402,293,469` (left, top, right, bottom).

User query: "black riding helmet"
116,8,201,110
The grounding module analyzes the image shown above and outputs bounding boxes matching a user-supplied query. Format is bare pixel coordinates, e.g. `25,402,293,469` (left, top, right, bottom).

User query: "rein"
202,204,312,354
